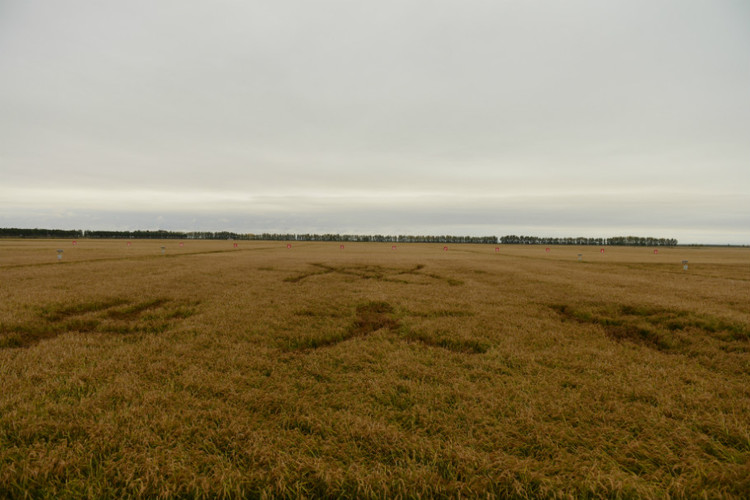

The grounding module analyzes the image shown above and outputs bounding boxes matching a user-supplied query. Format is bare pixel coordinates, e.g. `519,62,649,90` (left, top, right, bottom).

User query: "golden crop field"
1,239,749,498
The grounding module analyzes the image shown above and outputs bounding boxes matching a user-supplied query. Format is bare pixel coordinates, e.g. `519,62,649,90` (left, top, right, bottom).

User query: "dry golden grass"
1,239,749,498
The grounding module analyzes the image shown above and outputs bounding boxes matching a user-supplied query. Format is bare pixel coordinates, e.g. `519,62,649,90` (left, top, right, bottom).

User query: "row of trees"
607,236,678,247
500,235,678,246
0,228,241,240
288,234,499,244
0,228,84,238
1,228,678,246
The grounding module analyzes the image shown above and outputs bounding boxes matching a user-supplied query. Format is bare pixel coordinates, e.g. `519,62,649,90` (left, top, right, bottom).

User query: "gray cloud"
1,0,748,243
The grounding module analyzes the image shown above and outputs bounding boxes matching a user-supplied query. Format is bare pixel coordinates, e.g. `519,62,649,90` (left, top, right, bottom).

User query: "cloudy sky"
1,1,748,243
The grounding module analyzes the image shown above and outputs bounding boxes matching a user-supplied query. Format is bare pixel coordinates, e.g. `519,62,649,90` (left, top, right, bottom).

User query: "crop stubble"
0,239,748,498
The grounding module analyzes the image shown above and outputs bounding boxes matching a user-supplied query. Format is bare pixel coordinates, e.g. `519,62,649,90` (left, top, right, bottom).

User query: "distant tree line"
0,228,677,246
0,228,496,243
500,235,678,246
0,228,85,238
292,234,499,244
606,236,678,246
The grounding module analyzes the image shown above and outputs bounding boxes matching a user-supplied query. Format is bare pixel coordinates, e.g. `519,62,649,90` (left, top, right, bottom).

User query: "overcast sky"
1,1,748,243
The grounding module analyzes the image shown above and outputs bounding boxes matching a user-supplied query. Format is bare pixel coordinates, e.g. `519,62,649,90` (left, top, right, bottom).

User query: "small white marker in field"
161,246,166,255
57,249,63,261
682,260,688,271
577,254,583,261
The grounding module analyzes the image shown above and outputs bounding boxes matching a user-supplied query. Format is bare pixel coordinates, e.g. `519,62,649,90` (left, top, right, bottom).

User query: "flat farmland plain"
1,239,749,498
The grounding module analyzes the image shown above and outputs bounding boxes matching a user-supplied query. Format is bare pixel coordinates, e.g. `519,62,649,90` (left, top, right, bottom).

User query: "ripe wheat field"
0,239,749,498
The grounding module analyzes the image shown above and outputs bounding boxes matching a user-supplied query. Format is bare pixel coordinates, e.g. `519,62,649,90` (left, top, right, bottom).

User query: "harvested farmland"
1,239,749,498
